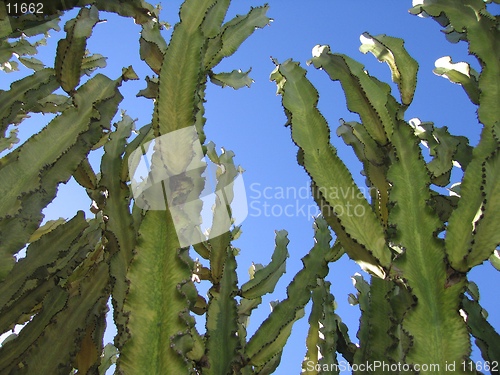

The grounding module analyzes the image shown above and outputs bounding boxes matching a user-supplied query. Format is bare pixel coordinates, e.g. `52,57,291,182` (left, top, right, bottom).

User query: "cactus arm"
312,183,386,278
56,260,110,374
245,218,331,368
98,114,137,350
81,51,107,76
24,262,110,374
205,247,240,375
409,1,499,129
203,145,241,374
0,68,59,136
204,5,271,69
411,0,500,272
237,297,261,340
0,53,107,143
336,120,390,227
308,47,394,144
0,224,110,374
448,105,499,271
462,297,500,368
308,36,421,238
201,0,231,38
0,11,60,40
0,73,120,218
303,279,347,375
350,274,371,368
319,281,350,371
386,281,414,364
0,286,69,372
100,114,135,248
0,73,123,279
98,343,118,375
410,121,473,187
119,1,270,368
240,230,289,300
209,69,254,89
73,157,98,190
13,0,158,25
118,210,195,374
490,250,500,272
0,212,86,307
0,29,53,73
433,56,480,105
121,122,154,183
236,231,289,361
271,59,392,275
155,0,216,136
0,212,92,333
0,128,18,153
353,276,404,368
467,150,500,267
207,150,238,283
76,322,105,374
93,0,158,25
115,2,220,370
248,309,305,372
54,6,100,94
359,33,418,107
139,20,168,75
389,123,471,373
302,284,324,374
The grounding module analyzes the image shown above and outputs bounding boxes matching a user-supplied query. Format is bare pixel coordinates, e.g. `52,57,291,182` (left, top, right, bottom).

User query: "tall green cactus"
0,0,337,373
0,0,498,374
271,1,499,374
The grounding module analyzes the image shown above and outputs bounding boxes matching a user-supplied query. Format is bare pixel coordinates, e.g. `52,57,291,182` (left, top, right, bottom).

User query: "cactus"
0,0,498,374
271,0,499,373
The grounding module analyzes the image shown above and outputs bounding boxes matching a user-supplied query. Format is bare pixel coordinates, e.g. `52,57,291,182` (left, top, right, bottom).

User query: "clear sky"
2,1,499,374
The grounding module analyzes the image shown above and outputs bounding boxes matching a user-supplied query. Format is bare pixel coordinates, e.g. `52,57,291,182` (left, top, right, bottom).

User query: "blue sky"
2,1,499,374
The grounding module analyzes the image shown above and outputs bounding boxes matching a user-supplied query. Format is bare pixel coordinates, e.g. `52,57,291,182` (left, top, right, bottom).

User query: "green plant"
270,0,499,373
0,1,498,375
0,1,339,374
